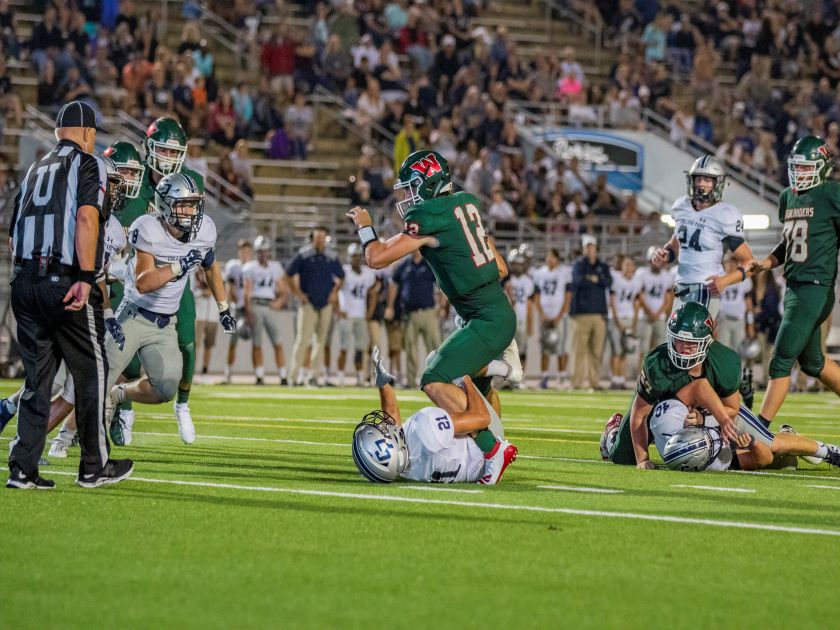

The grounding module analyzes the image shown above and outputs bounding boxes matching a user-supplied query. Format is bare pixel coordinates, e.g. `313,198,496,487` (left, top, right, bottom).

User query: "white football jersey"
124,214,217,314
508,273,535,323
401,407,485,483
635,267,675,318
534,264,571,319
224,258,245,306
670,195,745,285
719,277,753,319
610,270,639,320
339,265,377,319
243,259,285,301
103,215,127,271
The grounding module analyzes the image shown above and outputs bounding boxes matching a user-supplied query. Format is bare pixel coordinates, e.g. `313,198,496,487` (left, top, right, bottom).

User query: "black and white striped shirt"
11,140,107,268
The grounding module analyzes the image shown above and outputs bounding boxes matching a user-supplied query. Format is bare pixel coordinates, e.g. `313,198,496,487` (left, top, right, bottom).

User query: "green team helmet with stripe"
103,141,145,198
394,150,453,216
667,302,715,370
155,172,204,241
145,116,188,176
101,155,127,216
685,155,727,204
787,135,833,193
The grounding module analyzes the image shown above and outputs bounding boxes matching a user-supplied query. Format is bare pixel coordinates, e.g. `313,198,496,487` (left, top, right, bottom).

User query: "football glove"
176,249,204,277
371,345,395,388
219,308,236,334
105,317,125,350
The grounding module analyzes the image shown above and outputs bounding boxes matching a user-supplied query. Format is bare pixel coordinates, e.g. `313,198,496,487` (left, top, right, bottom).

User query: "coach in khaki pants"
287,227,345,385
567,234,612,390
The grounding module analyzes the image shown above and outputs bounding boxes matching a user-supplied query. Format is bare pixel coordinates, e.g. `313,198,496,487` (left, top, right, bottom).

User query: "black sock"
758,414,772,429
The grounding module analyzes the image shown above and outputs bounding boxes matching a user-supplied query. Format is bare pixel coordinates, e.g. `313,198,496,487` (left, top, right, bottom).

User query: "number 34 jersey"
400,407,485,483
778,182,840,286
670,195,745,285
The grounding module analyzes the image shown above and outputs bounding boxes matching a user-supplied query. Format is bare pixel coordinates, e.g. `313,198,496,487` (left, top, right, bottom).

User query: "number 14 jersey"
670,195,745,285
778,182,840,286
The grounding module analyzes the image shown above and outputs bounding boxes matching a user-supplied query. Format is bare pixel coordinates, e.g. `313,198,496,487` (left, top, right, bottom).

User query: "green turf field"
2,382,839,629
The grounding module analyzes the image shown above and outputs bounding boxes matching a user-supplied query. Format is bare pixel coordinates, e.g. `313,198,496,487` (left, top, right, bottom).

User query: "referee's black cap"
55,101,97,129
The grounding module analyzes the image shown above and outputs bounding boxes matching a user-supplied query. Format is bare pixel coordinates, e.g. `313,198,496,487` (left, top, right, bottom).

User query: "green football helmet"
104,140,145,199
101,155,127,216
145,117,187,177
394,150,453,216
666,302,714,370
787,136,833,193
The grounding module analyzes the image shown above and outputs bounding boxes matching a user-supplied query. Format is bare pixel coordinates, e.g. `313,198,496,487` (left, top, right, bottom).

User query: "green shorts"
421,283,516,392
769,282,835,379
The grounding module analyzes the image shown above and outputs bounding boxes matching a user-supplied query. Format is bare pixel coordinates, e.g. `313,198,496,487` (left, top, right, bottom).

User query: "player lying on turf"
351,348,518,484
640,398,840,471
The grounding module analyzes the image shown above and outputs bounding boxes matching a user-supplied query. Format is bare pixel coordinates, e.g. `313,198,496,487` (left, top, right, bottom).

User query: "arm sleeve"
77,154,106,217
770,239,786,264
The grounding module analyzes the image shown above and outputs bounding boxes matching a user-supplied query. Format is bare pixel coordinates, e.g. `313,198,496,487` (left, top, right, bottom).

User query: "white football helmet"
662,426,722,471
155,172,204,241
352,411,408,483
253,235,271,252
685,155,727,204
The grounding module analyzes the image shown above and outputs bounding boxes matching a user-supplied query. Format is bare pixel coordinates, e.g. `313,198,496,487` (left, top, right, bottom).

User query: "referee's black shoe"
6,465,55,489
76,459,134,489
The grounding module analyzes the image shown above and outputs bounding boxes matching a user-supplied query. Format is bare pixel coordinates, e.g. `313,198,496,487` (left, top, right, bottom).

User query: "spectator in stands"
399,7,431,71
30,6,70,75
145,62,173,118
59,65,93,104
88,46,125,113
669,102,695,149
229,139,253,196
231,81,254,137
192,39,214,78
286,92,313,160
488,185,516,230
185,142,209,181
0,54,20,128
287,227,345,387
0,0,20,60
311,2,330,57
566,192,591,233
261,25,297,97
641,12,670,64
465,148,497,199
172,61,197,134
267,125,292,159
251,75,284,137
430,116,457,164
321,34,353,91
588,175,619,218
392,113,420,175
566,234,611,391
355,77,386,140
693,99,714,144
608,88,641,128
432,34,461,86
352,33,380,69
752,131,780,179
122,51,153,109
36,59,60,111
218,155,247,204
179,22,202,55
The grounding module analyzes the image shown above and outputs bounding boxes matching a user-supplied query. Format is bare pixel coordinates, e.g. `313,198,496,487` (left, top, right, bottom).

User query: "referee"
7,101,133,489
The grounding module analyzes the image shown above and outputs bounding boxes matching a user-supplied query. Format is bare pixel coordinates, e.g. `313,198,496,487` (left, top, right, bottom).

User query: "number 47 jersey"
401,407,485,483
670,195,745,285
403,191,499,303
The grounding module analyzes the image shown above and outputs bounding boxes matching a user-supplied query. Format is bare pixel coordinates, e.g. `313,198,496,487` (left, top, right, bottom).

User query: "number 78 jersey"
778,182,840,285
403,191,499,301
670,195,745,285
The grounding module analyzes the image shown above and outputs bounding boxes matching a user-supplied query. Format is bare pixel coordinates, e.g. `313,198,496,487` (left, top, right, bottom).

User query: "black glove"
178,249,204,277
105,317,125,350
219,308,236,334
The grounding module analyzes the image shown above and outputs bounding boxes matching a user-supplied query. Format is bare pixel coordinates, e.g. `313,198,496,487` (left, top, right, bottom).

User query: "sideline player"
634,246,674,363
336,243,377,385
607,255,639,389
346,150,518,478
533,247,571,389
351,348,517,484
653,155,755,317
243,235,288,385
503,249,534,385
223,238,254,382
748,135,840,427
108,173,234,445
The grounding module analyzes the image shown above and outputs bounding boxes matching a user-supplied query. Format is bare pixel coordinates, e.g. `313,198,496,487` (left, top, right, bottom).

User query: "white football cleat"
48,430,77,458
118,409,135,446
501,340,523,384
478,439,518,485
779,424,822,465
174,402,196,444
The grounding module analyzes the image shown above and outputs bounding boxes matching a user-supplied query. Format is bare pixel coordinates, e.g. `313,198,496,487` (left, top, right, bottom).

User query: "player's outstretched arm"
679,378,739,442
372,347,401,425
346,205,434,269
749,239,785,276
449,376,491,435
134,250,182,293
629,394,655,469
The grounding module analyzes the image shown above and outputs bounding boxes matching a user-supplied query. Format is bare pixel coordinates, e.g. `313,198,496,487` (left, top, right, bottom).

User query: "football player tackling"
346,150,518,482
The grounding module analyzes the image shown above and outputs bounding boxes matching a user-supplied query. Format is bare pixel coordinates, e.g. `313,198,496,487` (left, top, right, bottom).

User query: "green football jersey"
118,165,206,228
403,191,499,302
636,341,741,405
778,181,840,285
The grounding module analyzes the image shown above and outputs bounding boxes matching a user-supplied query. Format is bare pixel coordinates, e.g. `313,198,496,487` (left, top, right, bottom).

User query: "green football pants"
769,283,834,379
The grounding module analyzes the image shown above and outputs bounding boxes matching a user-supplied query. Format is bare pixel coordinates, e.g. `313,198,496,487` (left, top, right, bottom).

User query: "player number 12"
453,203,494,267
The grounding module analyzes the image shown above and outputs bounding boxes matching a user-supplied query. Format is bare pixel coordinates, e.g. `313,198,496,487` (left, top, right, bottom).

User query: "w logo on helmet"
704,316,715,330
817,144,832,160
409,154,442,177
146,121,158,137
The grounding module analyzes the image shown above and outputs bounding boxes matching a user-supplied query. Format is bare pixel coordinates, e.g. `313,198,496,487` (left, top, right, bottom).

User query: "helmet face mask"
102,156,127,216
787,136,833,193
351,410,408,483
145,117,188,177
104,141,145,199
667,302,714,370
394,150,452,217
685,155,727,204
155,173,204,241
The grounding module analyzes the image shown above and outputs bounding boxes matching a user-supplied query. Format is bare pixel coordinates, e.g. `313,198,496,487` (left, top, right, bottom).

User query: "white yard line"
804,484,840,491
133,431,347,447
399,485,483,494
538,485,623,494
41,471,840,537
672,484,756,493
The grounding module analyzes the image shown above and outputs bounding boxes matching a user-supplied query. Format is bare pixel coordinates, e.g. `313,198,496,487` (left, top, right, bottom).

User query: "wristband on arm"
78,269,96,285
664,247,676,264
357,225,377,250
737,266,747,281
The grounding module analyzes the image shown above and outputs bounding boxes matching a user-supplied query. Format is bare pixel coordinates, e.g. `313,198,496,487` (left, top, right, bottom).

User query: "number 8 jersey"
670,195,745,285
403,191,499,304
778,181,840,285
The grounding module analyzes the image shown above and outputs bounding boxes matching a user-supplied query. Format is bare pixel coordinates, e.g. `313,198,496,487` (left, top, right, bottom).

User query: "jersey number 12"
454,203,494,267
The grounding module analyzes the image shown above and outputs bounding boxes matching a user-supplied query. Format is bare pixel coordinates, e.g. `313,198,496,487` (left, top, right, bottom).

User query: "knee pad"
150,376,179,403
179,342,196,384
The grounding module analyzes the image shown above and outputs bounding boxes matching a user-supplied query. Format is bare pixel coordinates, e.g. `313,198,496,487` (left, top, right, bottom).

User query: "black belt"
135,306,175,328
16,257,78,278
253,298,273,305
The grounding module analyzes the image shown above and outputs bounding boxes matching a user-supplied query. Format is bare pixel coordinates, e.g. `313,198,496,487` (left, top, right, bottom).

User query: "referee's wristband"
357,225,377,249
78,270,96,285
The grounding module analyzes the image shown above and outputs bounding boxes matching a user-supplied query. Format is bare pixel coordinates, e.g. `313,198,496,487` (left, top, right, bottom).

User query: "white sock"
224,364,231,378
485,359,510,378
279,367,287,378
336,371,344,384
815,443,829,459
58,426,76,438
256,366,265,379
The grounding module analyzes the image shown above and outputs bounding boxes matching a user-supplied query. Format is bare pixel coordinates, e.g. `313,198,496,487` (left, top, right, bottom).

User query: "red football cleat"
478,440,518,485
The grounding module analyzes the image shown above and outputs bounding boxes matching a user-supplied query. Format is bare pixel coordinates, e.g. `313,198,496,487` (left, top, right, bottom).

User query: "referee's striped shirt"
11,139,107,269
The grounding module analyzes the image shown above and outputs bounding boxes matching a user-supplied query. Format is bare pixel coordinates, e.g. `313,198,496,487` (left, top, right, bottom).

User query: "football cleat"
478,439,518,485
174,402,196,444
76,459,134,489
501,340,523,384
111,409,135,446
600,413,622,461
48,429,78,458
779,424,823,465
